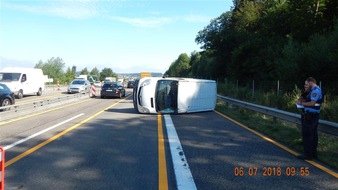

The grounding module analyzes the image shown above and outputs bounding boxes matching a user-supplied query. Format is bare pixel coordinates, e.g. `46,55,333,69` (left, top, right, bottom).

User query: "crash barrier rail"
217,95,338,136
0,147,4,190
0,85,103,121
0,93,90,122
45,85,67,91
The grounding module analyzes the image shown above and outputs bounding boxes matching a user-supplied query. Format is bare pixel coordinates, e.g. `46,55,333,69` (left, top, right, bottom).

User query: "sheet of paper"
296,104,304,109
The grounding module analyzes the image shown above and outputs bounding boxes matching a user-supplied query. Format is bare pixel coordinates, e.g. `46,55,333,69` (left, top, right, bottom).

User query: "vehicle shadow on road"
105,107,139,114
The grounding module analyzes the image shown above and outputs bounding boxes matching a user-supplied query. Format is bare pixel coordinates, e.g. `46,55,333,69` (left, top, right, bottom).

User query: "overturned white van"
0,67,45,99
133,77,217,114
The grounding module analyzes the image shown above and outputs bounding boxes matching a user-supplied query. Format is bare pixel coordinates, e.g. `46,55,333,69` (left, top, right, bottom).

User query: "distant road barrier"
217,95,338,136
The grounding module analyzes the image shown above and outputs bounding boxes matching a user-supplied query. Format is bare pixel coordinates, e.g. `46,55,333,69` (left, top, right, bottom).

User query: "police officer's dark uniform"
299,84,323,160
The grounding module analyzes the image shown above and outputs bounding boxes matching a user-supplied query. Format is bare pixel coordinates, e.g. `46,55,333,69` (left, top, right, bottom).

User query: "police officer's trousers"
301,113,319,158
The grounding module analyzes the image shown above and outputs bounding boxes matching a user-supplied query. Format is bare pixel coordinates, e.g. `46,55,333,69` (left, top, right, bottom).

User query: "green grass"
216,101,338,170
217,82,338,123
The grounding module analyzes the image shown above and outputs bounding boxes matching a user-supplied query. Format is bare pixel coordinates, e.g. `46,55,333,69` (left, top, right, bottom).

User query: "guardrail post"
252,80,255,98
0,147,5,190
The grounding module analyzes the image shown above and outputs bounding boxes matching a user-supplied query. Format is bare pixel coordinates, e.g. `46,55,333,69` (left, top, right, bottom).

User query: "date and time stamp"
233,166,310,177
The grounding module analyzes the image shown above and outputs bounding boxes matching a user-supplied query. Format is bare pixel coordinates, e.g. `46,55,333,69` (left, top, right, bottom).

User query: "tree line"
165,0,338,93
34,57,118,84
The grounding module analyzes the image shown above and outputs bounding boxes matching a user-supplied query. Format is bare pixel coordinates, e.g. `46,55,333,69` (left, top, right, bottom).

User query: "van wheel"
17,90,23,99
37,88,42,96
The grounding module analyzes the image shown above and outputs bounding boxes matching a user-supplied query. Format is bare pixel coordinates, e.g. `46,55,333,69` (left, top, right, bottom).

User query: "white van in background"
133,77,217,114
0,67,45,99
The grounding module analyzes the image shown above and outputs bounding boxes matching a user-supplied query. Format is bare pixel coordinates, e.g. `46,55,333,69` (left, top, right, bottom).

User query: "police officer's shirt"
304,86,322,114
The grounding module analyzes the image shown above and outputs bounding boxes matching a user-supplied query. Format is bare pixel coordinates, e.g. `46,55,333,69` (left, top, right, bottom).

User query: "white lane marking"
164,114,197,190
3,114,84,150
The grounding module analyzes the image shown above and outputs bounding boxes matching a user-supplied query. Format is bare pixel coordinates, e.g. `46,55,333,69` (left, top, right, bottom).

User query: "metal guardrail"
217,95,338,136
0,92,91,122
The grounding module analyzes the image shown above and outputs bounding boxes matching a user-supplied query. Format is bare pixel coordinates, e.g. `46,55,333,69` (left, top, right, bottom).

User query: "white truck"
0,67,46,99
104,77,117,83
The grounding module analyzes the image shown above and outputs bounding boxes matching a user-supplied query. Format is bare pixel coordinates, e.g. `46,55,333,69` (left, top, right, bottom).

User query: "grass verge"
216,101,338,170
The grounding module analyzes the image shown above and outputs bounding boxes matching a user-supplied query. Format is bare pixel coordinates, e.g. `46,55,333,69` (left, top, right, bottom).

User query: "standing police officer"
297,77,323,160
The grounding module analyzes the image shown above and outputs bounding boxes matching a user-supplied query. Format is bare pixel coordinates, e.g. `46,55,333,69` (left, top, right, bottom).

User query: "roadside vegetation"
216,87,338,170
217,82,338,123
34,57,119,85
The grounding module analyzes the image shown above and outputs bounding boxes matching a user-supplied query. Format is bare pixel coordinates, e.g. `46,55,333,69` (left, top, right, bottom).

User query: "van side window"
21,74,27,82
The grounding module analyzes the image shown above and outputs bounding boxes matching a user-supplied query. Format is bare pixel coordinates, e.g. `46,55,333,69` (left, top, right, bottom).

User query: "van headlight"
140,106,150,113
140,79,151,87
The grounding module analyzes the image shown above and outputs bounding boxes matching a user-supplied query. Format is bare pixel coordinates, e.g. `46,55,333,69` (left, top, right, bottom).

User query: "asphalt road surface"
1,90,337,190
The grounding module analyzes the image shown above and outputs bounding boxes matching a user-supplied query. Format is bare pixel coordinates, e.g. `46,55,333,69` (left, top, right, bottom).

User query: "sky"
0,0,233,74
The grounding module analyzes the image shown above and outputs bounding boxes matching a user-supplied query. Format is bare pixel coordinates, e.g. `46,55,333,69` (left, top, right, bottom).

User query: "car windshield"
72,80,85,85
103,83,118,88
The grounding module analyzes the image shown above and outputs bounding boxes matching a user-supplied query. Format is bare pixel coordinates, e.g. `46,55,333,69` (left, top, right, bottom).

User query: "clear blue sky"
0,0,232,74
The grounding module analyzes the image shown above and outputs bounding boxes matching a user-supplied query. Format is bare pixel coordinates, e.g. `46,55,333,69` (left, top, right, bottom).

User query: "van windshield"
0,73,21,82
155,80,178,113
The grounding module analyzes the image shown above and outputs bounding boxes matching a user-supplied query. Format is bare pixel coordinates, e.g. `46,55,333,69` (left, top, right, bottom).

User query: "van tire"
17,90,23,99
37,88,42,96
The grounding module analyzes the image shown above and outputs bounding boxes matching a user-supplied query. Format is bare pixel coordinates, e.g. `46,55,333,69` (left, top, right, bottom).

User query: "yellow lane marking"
158,114,168,190
5,95,131,167
214,110,338,179
0,99,92,126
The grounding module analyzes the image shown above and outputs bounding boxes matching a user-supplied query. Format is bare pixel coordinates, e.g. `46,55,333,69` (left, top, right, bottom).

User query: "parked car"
67,79,91,94
0,83,15,111
101,82,126,98
127,81,135,88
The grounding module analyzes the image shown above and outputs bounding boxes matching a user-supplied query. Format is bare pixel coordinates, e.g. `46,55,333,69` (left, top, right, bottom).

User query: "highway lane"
170,112,338,189
1,90,338,189
2,90,177,190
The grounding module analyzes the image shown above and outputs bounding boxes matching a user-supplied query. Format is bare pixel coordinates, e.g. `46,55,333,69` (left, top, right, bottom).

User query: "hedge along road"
1,92,338,189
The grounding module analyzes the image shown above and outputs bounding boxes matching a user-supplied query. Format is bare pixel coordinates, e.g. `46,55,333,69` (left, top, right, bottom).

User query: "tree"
165,53,191,77
80,67,89,75
99,68,118,81
65,67,75,84
35,57,65,84
72,65,77,74
90,67,100,78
